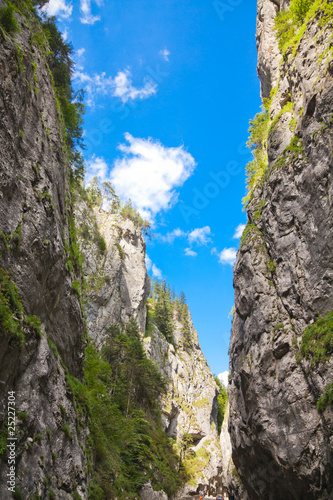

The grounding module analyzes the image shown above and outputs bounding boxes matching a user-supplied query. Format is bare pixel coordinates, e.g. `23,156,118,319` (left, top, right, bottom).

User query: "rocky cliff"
144,316,222,497
0,4,225,494
75,198,223,497
229,1,333,498
0,3,88,499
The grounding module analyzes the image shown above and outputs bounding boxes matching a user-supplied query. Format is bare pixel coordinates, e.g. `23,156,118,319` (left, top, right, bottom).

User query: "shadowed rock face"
229,2,333,499
0,6,87,499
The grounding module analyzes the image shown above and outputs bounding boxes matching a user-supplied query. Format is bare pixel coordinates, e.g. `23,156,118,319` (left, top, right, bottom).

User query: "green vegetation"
17,411,29,423
298,312,333,365
66,321,183,499
243,108,270,206
243,1,332,205
317,383,333,413
146,280,193,349
12,487,24,500
290,0,315,24
182,445,211,487
148,280,175,345
77,210,107,257
116,243,124,260
274,1,333,55
296,312,333,412
0,5,19,33
214,376,229,434
0,269,42,345
40,16,85,180
175,291,192,350
86,177,151,235
62,425,73,440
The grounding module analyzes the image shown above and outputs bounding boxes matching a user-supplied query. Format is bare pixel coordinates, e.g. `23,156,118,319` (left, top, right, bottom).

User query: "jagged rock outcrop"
76,201,223,497
75,201,150,342
229,2,333,499
220,403,245,499
0,5,87,499
144,319,222,497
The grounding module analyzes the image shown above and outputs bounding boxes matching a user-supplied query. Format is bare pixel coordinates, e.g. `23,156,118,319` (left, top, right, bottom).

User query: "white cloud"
219,248,237,266
158,228,187,243
61,28,68,41
156,226,212,257
145,255,162,278
160,49,171,61
80,0,101,24
77,48,85,57
74,69,157,106
145,254,152,271
85,155,108,184
110,133,196,220
184,248,197,257
42,0,73,18
152,264,162,279
188,226,211,246
218,371,229,387
233,223,246,239
113,69,157,103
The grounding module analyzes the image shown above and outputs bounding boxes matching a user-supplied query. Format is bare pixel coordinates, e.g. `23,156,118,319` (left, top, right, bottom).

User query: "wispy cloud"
42,0,73,18
157,228,187,243
146,255,162,279
218,248,237,266
113,69,157,103
85,155,108,184
188,226,211,246
80,0,101,24
109,133,196,220
160,49,170,62
184,248,197,257
156,226,212,257
233,223,246,239
74,68,157,106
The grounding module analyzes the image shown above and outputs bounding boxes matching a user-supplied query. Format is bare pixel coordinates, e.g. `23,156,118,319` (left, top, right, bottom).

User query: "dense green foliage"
317,383,333,413
243,108,270,205
297,312,333,413
147,279,192,348
298,312,333,365
0,269,42,345
214,376,229,434
40,16,85,180
274,0,332,54
67,321,184,499
0,5,19,32
86,177,151,234
151,280,175,345
290,0,315,25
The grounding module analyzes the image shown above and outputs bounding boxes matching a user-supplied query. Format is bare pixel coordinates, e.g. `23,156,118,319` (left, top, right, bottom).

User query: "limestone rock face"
0,5,88,499
76,202,223,497
219,404,246,500
256,0,281,99
229,2,333,499
75,202,150,342
144,318,222,497
140,482,168,500
0,4,85,379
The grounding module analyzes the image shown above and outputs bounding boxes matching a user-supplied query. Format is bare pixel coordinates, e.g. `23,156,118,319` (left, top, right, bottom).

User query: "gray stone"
228,2,333,499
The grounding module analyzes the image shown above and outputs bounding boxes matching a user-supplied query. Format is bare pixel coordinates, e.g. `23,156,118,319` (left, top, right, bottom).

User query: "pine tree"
154,279,175,344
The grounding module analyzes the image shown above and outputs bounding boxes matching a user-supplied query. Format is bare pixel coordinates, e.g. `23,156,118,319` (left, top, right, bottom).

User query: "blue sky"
43,0,261,378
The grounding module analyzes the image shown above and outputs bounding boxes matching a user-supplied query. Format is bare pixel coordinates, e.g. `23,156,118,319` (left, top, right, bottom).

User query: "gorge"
0,0,332,499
